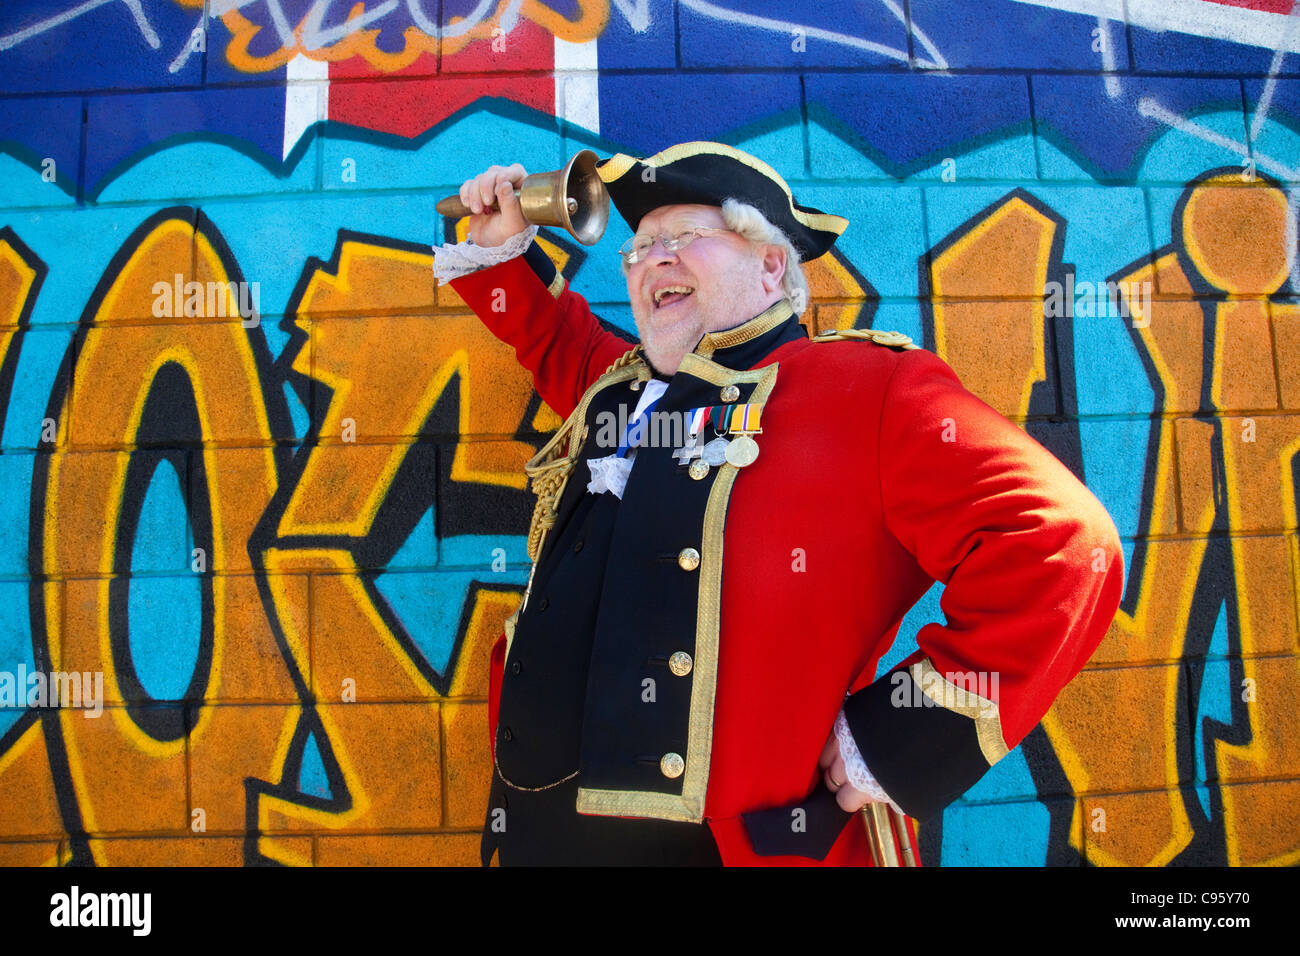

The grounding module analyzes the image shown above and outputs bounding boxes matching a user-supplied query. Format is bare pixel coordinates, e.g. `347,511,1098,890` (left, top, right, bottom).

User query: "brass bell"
435,150,611,246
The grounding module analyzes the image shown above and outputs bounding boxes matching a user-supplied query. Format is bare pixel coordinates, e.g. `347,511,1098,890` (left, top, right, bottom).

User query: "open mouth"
653,285,695,309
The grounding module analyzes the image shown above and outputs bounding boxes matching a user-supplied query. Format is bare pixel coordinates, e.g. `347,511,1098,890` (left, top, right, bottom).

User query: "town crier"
432,142,1124,866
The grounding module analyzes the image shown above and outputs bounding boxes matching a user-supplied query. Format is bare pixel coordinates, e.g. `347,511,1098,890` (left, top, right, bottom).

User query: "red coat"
452,248,1124,866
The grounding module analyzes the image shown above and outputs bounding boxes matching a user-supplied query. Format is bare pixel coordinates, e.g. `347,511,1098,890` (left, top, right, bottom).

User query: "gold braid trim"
523,345,646,562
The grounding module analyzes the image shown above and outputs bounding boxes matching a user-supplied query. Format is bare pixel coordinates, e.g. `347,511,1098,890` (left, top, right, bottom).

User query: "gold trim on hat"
596,152,640,182
598,142,849,240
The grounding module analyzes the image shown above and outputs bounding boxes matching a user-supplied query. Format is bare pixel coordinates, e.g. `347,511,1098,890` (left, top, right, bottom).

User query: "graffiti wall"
0,0,1296,866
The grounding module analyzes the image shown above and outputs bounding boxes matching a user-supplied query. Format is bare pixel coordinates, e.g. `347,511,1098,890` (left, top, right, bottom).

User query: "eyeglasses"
618,227,733,264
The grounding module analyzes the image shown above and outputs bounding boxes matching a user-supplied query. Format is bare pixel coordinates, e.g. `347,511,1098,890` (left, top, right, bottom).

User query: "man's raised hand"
458,163,529,247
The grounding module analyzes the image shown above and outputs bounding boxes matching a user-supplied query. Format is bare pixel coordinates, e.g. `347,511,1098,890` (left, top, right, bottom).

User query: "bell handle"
434,192,578,218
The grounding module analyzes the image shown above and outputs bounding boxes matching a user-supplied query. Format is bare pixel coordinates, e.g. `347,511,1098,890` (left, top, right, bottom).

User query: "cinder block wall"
0,0,1295,866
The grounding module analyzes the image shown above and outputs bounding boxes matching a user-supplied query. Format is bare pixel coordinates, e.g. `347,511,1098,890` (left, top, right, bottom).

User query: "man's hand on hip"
458,163,529,247
819,726,875,813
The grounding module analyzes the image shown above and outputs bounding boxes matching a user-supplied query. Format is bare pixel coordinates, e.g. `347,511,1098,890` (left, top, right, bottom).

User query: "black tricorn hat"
595,142,847,261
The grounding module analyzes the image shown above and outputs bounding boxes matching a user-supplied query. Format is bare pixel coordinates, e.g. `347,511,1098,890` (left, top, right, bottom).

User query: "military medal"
723,403,762,468
700,405,733,464
702,438,730,466
725,434,759,467
672,436,699,466
673,407,709,466
687,404,764,469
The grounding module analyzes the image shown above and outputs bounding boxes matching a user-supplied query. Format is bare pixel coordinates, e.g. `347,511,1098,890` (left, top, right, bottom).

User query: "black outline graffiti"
27,205,292,865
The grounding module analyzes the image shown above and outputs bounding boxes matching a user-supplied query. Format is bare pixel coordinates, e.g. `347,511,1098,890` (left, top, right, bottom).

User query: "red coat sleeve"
842,347,1124,821
447,242,635,418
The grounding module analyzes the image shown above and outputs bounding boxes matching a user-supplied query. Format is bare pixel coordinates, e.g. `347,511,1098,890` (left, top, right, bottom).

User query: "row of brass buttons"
593,385,711,780
664,535,700,774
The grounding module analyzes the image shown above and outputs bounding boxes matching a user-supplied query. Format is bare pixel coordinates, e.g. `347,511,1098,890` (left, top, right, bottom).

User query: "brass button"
660,752,685,779
668,651,693,676
677,547,700,571
688,459,709,481
630,379,642,391
720,384,740,402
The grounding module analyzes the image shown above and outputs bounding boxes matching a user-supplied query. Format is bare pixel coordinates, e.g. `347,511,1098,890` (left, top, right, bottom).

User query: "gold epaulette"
809,327,918,350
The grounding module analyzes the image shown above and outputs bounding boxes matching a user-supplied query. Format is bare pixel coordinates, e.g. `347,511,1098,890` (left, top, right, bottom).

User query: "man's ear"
758,243,787,294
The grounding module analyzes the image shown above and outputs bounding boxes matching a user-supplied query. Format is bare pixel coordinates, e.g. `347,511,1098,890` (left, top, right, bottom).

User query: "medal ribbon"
688,406,708,439
698,404,762,436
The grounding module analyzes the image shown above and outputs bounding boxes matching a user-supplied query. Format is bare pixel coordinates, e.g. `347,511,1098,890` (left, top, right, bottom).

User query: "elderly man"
433,142,1123,866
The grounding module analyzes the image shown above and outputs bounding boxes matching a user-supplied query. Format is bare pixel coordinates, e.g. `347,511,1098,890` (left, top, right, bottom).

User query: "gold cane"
863,804,918,867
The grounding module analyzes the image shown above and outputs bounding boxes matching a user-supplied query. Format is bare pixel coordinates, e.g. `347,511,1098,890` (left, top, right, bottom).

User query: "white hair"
619,200,810,317
719,198,809,318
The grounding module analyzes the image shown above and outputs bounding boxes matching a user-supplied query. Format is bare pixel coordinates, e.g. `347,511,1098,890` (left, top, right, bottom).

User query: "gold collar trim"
692,299,794,360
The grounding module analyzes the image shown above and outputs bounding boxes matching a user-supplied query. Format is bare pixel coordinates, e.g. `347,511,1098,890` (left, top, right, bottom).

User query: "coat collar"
687,298,807,371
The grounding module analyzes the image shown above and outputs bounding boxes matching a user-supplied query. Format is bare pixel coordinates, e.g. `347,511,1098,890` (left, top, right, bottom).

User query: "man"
433,142,1124,866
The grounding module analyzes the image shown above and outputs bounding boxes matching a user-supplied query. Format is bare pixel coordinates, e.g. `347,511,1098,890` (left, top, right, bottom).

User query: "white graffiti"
1095,12,1121,99
1029,0,1300,273
1249,1,1300,141
612,0,651,34
0,0,946,69
1014,0,1300,53
0,0,536,74
1131,0,1300,180
678,0,949,69
0,0,591,57
0,0,159,51
1128,0,1300,288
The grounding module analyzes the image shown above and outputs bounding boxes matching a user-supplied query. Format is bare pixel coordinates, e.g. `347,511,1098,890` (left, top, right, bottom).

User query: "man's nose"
643,236,679,264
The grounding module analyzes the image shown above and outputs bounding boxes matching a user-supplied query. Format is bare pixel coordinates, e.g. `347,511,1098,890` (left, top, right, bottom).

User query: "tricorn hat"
595,142,847,261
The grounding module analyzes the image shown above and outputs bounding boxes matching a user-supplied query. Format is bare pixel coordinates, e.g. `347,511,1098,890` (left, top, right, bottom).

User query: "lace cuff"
833,708,902,810
431,224,539,283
